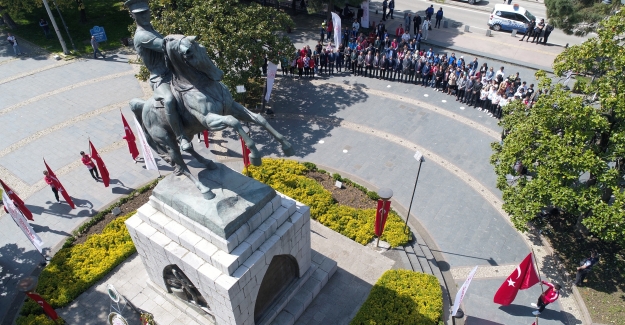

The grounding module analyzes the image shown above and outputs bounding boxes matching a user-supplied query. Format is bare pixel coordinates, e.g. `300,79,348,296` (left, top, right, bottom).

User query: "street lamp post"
404,151,424,239
376,188,393,247
41,0,69,54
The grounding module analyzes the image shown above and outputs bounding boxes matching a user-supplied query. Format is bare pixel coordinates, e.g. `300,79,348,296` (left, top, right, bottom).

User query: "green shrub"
16,314,64,325
302,162,317,171
19,213,137,319
248,159,410,247
351,270,443,325
332,173,342,181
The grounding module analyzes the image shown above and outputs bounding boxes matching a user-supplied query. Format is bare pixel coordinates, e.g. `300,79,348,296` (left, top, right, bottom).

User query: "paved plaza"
0,9,587,325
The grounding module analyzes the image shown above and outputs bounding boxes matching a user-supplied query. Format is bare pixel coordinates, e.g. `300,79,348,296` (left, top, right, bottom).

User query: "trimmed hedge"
19,213,137,319
351,270,443,325
247,159,410,247
16,314,64,325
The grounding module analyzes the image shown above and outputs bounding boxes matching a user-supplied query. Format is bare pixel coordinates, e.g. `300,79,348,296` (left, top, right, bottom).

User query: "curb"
422,38,554,73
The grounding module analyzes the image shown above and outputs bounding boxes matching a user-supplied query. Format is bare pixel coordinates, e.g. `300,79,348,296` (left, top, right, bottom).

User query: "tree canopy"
491,10,625,244
135,0,295,98
544,0,620,36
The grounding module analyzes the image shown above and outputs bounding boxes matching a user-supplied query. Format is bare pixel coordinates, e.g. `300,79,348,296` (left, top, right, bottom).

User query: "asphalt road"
376,0,591,47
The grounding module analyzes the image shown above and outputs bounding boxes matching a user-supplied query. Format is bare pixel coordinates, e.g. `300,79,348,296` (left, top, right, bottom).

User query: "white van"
487,4,537,33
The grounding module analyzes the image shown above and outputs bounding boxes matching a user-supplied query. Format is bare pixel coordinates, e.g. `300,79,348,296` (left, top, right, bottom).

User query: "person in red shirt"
531,281,561,315
43,170,60,203
80,151,100,181
395,24,404,37
308,55,315,78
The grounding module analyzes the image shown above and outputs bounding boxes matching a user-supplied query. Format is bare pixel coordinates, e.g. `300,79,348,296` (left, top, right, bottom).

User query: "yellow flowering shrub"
351,270,443,325
16,314,63,325
19,213,136,318
248,159,409,247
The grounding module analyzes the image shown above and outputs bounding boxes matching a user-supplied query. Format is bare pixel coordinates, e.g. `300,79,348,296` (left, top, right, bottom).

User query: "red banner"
0,179,33,220
374,199,391,237
203,130,210,148
25,293,59,320
44,160,75,209
240,137,251,167
89,141,110,187
121,112,139,160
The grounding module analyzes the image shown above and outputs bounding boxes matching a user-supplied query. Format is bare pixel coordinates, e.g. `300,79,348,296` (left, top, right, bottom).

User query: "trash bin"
464,25,470,32
486,29,491,36
511,29,518,37
443,20,448,28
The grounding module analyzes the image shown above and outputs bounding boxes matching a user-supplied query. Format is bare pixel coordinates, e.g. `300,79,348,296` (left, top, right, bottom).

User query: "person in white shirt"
495,66,505,80
490,92,502,118
422,19,430,40
401,31,411,43
7,33,22,56
352,20,360,32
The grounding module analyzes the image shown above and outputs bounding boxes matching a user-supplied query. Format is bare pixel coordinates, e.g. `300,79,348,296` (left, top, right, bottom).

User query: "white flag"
133,115,159,171
452,266,478,316
332,12,341,47
3,191,44,254
265,61,278,102
361,0,370,28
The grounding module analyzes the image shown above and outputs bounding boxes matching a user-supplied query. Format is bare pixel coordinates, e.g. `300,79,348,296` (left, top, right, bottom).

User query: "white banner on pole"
452,265,478,316
133,116,159,171
331,12,341,47
2,192,44,254
265,61,278,102
361,0,370,28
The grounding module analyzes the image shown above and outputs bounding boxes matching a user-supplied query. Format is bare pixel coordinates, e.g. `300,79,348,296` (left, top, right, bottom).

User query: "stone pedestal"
125,164,335,325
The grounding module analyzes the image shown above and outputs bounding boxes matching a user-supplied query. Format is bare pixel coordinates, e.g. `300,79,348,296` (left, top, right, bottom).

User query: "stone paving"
0,15,588,325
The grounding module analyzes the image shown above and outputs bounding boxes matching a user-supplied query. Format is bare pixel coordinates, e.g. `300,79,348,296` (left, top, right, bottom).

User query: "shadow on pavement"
498,304,574,323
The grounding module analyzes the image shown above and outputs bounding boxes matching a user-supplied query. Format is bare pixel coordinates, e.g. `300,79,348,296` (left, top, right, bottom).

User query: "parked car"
488,4,538,32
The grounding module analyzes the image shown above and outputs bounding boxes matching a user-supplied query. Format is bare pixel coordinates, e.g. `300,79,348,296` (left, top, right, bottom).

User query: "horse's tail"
128,98,170,164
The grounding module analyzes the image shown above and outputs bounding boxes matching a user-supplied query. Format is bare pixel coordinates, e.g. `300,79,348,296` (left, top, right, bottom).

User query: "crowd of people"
281,21,543,120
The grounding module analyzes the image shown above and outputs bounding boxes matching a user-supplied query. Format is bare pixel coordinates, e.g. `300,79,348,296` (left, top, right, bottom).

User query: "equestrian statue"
124,0,294,200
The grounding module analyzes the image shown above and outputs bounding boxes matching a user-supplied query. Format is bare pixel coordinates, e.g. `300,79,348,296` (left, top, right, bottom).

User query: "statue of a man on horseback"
125,0,294,200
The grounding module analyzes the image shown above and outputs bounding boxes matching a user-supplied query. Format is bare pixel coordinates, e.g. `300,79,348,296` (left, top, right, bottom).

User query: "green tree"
544,0,620,36
135,0,295,100
491,10,625,244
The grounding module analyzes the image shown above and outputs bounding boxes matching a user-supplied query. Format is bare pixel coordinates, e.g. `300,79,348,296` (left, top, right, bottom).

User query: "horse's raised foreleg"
203,114,263,166
229,102,295,157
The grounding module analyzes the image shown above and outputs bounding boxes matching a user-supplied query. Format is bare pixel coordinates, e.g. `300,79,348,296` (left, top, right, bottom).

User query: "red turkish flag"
0,179,33,221
44,160,75,209
25,293,59,320
121,112,139,160
374,199,391,237
240,137,251,167
203,130,210,148
89,141,110,187
494,253,540,305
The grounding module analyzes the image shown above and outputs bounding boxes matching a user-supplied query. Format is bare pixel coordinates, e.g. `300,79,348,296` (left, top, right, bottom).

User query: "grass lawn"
5,0,133,54
544,214,625,324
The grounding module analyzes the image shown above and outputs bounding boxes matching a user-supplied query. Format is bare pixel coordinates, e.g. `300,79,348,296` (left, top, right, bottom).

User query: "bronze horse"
130,35,294,199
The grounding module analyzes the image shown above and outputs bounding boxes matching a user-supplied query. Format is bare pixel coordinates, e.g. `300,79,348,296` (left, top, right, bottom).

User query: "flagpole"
530,248,545,293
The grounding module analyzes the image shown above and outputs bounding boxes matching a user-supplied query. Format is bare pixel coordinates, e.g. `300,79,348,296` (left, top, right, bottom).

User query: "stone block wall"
125,192,312,325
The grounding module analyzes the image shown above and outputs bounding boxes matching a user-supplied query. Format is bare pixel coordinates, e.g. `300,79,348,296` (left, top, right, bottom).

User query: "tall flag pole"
121,112,139,161
0,178,33,221
89,140,110,187
43,159,75,209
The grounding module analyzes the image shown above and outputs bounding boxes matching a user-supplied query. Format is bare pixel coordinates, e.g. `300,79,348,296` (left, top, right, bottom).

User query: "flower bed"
350,270,443,325
247,159,410,247
18,213,136,321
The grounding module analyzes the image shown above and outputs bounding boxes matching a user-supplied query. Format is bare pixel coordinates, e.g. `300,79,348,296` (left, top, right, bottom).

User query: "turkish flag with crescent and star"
203,130,210,148
374,199,392,237
89,141,110,187
44,160,75,209
121,112,140,160
0,178,33,220
493,253,540,305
